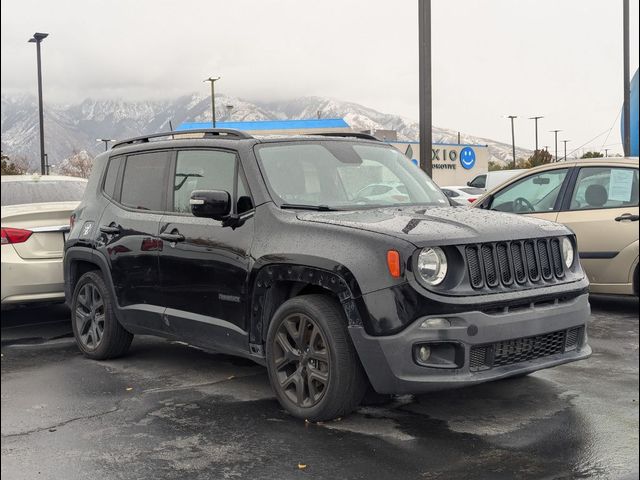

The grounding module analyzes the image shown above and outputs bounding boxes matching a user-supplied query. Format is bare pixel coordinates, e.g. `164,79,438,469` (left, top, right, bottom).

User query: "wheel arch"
248,257,368,350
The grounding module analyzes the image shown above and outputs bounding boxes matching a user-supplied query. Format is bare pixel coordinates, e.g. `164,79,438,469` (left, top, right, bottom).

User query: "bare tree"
58,150,94,178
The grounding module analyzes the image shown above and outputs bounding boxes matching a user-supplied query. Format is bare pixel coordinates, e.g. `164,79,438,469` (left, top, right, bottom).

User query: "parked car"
474,158,639,296
441,186,484,205
64,130,591,421
467,169,527,191
1,175,88,307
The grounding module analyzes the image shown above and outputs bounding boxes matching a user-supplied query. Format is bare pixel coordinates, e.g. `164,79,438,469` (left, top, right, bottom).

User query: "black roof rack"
308,132,381,141
111,129,253,149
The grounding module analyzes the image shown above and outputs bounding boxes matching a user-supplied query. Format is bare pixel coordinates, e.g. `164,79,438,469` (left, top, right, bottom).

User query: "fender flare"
248,256,367,346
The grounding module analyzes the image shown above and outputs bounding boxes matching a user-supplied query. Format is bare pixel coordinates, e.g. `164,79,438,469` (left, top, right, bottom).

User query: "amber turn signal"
386,250,401,278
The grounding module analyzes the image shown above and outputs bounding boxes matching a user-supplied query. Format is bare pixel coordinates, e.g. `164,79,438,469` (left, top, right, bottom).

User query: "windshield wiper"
280,203,338,211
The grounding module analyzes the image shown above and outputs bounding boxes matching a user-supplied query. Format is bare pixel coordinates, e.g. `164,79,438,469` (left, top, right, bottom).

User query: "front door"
488,167,571,223
158,149,254,353
557,165,639,291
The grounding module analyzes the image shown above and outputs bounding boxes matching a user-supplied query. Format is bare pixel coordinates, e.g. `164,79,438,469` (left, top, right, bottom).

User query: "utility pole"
622,0,631,156
529,116,543,151
562,140,570,161
28,32,49,175
418,0,432,176
550,130,561,162
507,115,517,169
204,77,221,128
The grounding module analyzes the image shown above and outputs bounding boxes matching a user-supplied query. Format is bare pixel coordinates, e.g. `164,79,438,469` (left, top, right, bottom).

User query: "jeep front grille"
469,327,584,372
465,238,565,290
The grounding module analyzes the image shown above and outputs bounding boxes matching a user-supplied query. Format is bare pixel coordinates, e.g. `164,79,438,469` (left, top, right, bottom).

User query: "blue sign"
459,147,476,170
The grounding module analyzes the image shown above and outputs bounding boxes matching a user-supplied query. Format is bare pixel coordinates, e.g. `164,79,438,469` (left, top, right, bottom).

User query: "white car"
467,169,528,191
354,182,410,204
1,175,87,307
441,186,485,206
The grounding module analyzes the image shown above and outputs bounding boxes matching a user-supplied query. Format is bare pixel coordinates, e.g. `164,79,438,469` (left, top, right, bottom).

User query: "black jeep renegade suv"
64,129,591,421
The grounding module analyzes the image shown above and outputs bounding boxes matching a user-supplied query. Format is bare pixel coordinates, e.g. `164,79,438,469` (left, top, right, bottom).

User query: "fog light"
420,317,451,329
418,345,431,362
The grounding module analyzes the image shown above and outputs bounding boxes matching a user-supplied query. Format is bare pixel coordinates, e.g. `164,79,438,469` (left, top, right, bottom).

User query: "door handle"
159,231,185,243
99,225,120,234
614,214,640,222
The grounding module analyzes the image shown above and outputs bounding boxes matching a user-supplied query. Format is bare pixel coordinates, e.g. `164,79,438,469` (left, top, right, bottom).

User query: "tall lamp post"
622,0,630,156
507,115,517,169
418,0,432,177
550,129,561,162
562,139,570,161
204,77,221,128
528,116,543,151
96,138,115,151
28,32,49,175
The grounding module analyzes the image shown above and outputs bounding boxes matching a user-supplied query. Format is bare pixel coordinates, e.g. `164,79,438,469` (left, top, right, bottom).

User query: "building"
177,119,489,186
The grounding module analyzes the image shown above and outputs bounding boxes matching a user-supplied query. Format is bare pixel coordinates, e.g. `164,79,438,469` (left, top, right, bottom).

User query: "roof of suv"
110,129,382,151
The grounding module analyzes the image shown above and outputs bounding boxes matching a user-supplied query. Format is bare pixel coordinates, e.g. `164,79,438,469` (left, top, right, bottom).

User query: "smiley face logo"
459,147,476,170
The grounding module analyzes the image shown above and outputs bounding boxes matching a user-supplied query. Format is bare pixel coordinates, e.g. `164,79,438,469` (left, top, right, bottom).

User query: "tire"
265,294,367,421
71,271,133,360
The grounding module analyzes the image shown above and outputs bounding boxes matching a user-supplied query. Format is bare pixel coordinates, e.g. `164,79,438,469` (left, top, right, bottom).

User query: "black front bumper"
349,293,591,394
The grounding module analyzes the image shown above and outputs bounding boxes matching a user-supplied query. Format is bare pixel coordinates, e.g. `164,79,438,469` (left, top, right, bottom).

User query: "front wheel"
266,294,367,421
71,271,133,360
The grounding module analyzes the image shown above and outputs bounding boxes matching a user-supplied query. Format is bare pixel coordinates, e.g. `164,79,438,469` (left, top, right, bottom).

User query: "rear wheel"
266,294,367,421
71,271,133,360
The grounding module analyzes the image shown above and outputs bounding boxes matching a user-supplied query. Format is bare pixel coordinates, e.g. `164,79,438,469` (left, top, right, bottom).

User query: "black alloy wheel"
273,312,330,408
74,282,105,350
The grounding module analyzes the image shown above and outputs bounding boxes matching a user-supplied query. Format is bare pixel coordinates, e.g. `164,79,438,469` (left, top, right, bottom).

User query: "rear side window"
569,167,639,210
120,151,170,211
469,175,486,188
103,156,123,199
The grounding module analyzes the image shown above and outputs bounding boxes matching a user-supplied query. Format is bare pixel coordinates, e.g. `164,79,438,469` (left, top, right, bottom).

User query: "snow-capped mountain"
1,94,531,169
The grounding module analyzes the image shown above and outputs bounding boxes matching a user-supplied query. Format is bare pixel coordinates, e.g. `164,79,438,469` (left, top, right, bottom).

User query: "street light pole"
507,115,517,169
28,32,49,175
529,116,543,151
550,130,561,161
418,0,432,177
96,138,115,151
604,148,610,157
204,77,221,128
622,0,631,156
562,140,570,161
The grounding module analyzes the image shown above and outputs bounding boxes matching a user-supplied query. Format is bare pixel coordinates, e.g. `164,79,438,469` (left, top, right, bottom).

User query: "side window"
490,168,568,213
120,151,170,211
569,167,639,210
469,175,486,189
173,150,238,214
103,156,123,199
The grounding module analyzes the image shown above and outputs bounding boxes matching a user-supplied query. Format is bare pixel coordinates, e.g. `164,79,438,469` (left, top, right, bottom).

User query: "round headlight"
417,247,448,286
561,236,574,268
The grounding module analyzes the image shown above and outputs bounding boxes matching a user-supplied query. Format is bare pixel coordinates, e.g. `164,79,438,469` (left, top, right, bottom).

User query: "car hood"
296,206,569,246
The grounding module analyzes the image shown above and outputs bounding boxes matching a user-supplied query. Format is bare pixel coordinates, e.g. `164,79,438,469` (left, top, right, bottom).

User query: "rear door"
556,165,639,289
97,151,170,333
158,149,255,353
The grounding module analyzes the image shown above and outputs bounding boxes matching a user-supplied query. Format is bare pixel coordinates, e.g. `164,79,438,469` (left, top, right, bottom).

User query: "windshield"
1,179,87,206
255,142,448,209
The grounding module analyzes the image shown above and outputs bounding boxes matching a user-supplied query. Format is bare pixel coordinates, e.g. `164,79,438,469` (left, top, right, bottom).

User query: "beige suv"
474,158,639,296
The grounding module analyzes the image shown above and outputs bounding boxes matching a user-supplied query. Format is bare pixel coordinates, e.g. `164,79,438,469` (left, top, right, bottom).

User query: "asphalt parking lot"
1,296,638,480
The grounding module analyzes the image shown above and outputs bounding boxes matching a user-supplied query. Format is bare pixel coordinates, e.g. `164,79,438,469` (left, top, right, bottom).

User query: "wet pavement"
1,296,638,480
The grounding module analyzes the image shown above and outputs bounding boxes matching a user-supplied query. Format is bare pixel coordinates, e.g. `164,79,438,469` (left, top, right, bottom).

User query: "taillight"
1,228,33,245
467,198,477,203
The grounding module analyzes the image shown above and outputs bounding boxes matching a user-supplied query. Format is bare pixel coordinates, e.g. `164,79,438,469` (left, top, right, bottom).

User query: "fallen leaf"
126,387,133,391
298,463,307,470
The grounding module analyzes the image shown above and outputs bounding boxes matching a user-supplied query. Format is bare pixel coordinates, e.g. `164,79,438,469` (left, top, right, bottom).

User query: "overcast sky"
1,0,638,154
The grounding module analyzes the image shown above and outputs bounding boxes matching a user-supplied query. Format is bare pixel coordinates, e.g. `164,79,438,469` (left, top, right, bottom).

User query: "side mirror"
190,190,231,220
466,181,472,186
